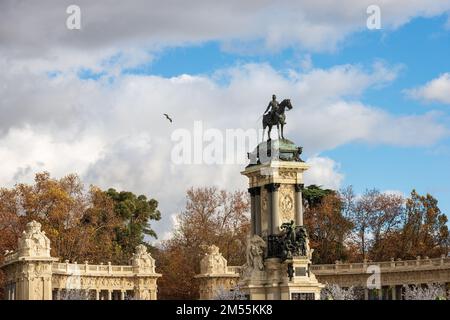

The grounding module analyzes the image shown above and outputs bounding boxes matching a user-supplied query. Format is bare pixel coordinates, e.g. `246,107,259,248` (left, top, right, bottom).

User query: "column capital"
248,186,261,196
265,183,281,192
295,184,305,192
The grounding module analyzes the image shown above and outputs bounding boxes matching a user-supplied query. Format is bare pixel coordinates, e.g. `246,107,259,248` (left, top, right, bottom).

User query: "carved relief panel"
279,184,295,224
260,187,269,236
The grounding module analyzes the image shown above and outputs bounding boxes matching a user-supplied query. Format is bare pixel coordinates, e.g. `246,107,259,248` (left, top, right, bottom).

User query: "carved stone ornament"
131,244,156,273
246,235,266,272
200,245,228,274
280,185,295,222
18,220,51,258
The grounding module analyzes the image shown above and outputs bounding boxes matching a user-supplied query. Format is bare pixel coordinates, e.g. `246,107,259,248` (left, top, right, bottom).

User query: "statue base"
239,256,324,300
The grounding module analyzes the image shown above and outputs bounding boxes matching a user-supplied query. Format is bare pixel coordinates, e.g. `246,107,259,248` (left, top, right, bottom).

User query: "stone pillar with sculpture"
1,221,57,300
131,244,161,300
1,221,162,300
196,96,324,300
194,245,241,300
239,135,324,300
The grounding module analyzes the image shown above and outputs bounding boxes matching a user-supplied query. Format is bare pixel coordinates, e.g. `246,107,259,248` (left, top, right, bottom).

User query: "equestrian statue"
262,94,293,141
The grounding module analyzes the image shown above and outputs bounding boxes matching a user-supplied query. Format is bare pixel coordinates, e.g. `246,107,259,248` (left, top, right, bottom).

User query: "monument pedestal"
279,257,324,300
195,139,325,300
239,139,324,300
240,256,324,300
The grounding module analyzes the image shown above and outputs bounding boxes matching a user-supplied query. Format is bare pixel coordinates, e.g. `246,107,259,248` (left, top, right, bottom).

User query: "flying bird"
163,113,173,123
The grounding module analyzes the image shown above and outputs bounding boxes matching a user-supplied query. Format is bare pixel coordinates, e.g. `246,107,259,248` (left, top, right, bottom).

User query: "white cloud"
304,157,344,190
299,54,313,71
1,0,450,72
406,73,450,104
0,126,104,187
0,60,447,241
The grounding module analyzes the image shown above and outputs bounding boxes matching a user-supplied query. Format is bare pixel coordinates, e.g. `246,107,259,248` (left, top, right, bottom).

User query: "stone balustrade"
52,261,134,276
310,255,450,275
217,255,450,300
227,266,242,275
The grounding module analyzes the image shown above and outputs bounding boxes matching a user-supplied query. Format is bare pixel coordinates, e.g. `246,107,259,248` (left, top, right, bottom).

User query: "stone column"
56,289,61,300
272,184,280,234
107,290,112,300
12,282,16,300
248,187,256,235
378,287,383,300
294,184,304,226
265,184,273,233
266,183,281,234
254,187,261,235
95,290,100,300
391,286,396,300
364,288,369,300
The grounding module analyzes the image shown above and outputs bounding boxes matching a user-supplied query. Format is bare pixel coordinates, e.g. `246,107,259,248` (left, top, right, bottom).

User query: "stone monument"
195,95,324,300
239,95,324,299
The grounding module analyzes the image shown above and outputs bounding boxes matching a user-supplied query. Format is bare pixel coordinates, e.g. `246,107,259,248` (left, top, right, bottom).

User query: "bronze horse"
262,99,293,141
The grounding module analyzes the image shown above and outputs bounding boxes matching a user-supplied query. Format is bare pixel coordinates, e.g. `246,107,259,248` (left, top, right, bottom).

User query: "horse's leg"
281,124,284,139
277,123,280,139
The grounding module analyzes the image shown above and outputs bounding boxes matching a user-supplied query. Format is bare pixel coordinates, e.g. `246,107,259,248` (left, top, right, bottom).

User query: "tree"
320,283,359,300
0,172,161,265
155,187,250,299
403,284,448,300
304,192,353,264
0,188,23,298
303,185,334,209
366,191,404,261
106,188,161,263
343,188,404,261
401,190,449,259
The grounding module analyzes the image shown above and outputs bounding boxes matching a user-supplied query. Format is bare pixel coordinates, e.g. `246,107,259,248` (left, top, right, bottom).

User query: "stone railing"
310,255,450,275
52,261,134,276
3,252,19,264
221,255,450,280
227,266,242,275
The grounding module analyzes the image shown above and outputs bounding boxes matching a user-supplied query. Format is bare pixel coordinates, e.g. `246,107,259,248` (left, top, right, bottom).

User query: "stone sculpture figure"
17,220,51,258
131,244,156,273
295,226,308,256
246,235,266,271
199,245,228,274
268,221,310,260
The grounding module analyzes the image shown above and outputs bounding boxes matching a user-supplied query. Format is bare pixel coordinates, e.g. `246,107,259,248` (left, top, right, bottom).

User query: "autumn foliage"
154,187,250,300
0,172,161,298
304,186,449,264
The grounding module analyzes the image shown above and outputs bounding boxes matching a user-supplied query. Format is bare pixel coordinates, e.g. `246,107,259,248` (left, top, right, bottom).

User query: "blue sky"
133,15,450,216
1,1,450,239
